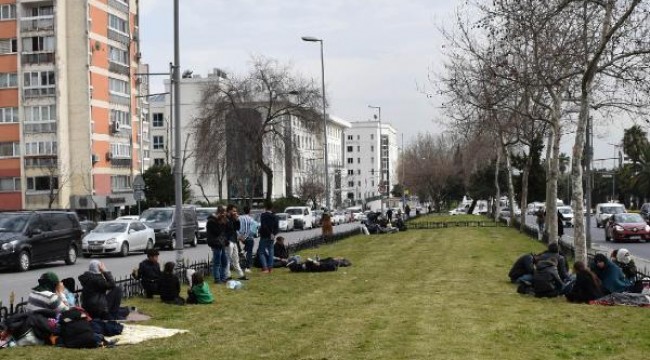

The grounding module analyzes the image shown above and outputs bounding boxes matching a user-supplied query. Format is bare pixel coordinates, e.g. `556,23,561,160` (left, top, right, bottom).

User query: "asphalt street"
0,222,360,302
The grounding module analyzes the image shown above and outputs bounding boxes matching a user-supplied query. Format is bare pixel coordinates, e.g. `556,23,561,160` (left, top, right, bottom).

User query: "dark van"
0,211,82,272
139,207,198,249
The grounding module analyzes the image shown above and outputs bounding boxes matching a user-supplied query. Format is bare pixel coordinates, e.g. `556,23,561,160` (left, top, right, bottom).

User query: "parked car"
558,206,574,227
195,207,217,241
79,220,97,239
285,206,313,229
499,207,521,218
82,220,155,257
449,207,467,216
277,213,294,232
640,203,650,223
116,215,139,221
604,213,650,242
140,207,199,249
0,211,82,272
526,202,545,215
312,210,324,227
332,211,346,225
595,203,626,228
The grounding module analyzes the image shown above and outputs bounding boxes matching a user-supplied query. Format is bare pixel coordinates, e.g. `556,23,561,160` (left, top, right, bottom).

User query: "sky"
139,0,637,167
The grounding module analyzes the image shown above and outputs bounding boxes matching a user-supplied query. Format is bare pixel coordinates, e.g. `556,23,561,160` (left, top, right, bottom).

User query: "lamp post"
368,105,383,213
173,0,184,265
302,36,330,210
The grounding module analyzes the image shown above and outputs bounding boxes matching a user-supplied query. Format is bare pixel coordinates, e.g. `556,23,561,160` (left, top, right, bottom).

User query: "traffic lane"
525,214,650,264
0,222,360,301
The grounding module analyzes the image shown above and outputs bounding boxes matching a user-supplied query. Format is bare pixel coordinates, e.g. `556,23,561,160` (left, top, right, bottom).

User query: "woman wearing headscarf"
590,253,633,294
78,260,123,319
612,248,638,281
26,271,69,314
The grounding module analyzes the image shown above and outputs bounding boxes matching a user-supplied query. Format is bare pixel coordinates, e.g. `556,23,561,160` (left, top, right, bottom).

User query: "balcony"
24,156,57,168
24,122,57,133
108,29,130,45
110,158,132,167
108,0,129,14
109,61,130,76
24,87,55,98
22,52,55,65
21,15,54,32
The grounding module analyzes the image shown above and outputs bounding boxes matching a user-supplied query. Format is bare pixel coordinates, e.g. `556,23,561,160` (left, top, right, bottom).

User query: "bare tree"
192,57,323,203
43,160,70,209
297,163,326,209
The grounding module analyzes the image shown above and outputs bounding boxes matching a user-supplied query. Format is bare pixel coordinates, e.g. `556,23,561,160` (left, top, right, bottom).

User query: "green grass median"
408,214,490,223
12,227,650,359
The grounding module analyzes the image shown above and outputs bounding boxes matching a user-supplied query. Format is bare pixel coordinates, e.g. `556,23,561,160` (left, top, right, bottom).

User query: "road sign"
133,175,145,192
134,190,145,201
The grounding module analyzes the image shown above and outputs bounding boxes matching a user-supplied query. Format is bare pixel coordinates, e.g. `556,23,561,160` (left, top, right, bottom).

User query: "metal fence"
1,227,363,322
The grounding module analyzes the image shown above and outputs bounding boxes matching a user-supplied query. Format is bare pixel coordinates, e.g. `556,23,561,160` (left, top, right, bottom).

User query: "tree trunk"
502,136,517,228
546,96,562,244
494,144,501,221
571,89,590,264
544,129,554,240
519,153,532,232
259,159,273,203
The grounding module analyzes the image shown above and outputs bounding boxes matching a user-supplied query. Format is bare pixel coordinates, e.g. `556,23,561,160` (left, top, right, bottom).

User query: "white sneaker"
244,268,251,273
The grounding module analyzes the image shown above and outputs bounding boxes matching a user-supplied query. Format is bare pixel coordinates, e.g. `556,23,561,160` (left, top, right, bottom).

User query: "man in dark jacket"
258,202,279,273
134,249,161,298
537,243,571,282
78,260,122,320
533,258,565,298
508,253,538,284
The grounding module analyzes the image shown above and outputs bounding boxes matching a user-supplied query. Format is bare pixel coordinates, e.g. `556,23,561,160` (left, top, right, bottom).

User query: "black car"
0,211,82,272
139,207,199,249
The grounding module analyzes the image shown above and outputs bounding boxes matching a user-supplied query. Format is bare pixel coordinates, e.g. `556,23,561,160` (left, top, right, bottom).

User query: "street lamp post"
368,105,383,213
302,36,330,210
173,0,184,265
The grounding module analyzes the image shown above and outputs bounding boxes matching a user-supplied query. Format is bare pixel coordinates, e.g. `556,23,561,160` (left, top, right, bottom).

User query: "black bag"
59,309,100,348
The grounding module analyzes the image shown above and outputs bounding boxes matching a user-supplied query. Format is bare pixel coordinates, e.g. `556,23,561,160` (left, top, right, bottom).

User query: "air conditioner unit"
91,154,99,164
106,152,113,161
112,121,121,133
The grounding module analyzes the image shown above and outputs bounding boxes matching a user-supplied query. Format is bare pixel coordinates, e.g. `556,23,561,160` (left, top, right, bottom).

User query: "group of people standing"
509,243,643,302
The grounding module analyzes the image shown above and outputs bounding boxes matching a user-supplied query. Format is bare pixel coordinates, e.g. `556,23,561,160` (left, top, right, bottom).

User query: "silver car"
82,220,155,257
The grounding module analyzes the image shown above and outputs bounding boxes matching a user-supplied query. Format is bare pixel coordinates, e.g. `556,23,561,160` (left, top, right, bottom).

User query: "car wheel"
65,246,78,265
16,250,30,272
120,242,129,257
190,234,198,247
146,239,154,251
169,237,176,250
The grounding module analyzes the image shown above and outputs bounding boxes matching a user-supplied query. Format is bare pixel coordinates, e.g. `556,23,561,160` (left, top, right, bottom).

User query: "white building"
342,121,399,210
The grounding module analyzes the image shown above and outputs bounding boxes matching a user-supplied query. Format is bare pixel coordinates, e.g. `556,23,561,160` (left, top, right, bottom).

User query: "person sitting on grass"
273,236,290,267
78,260,123,319
26,271,69,314
565,261,603,303
590,253,632,294
133,249,161,298
537,243,571,282
187,272,214,304
508,253,538,285
533,258,565,298
611,248,638,282
158,262,185,305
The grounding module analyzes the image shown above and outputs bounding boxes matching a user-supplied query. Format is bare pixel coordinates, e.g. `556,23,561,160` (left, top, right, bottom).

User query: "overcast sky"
140,0,636,167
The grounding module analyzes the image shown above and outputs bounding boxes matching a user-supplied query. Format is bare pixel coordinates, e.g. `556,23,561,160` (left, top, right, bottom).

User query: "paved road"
523,214,650,271
0,222,360,302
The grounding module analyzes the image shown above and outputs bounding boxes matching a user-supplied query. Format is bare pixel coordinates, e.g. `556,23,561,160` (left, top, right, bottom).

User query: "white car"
116,215,139,221
277,213,294,232
82,220,155,257
558,206,574,227
332,211,346,225
449,207,467,216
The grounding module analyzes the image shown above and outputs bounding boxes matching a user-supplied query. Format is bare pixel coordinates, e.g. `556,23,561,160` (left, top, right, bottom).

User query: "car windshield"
196,209,213,221
0,214,30,233
277,214,288,220
602,206,624,214
140,209,173,223
559,208,572,214
285,209,302,215
616,214,644,223
93,223,127,233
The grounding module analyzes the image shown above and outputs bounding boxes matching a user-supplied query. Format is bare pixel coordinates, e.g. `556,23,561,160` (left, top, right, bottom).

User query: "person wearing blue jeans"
211,247,229,283
207,207,229,283
258,202,279,273
237,206,259,272
244,237,255,271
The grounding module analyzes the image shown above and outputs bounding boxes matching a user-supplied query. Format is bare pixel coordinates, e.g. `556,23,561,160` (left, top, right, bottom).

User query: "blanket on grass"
105,324,188,345
590,292,650,307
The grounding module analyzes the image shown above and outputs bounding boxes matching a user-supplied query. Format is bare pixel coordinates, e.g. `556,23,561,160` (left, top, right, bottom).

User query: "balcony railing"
109,61,130,76
109,0,129,13
21,15,55,32
108,29,130,45
24,87,55,98
22,52,55,65
24,156,57,168
24,122,57,134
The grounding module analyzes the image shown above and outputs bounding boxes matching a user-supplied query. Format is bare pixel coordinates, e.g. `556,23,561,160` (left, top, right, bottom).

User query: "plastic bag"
226,280,243,290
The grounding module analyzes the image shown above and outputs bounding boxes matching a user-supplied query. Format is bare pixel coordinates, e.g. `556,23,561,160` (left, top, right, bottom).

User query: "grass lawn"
11,227,650,359
408,213,490,223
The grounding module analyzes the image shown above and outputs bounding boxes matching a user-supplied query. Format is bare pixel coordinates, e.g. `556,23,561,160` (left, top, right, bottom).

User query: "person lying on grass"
187,272,214,304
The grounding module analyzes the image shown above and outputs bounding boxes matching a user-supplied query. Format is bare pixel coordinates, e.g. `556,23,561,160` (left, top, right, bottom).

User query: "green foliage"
622,125,648,166
468,160,507,200
142,164,192,207
390,183,405,198
512,136,547,203
271,196,305,212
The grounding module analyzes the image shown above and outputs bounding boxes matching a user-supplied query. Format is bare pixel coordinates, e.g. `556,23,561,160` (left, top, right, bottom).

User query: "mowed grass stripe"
8,227,650,360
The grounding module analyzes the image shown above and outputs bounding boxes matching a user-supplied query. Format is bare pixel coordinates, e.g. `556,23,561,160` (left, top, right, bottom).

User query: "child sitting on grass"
187,271,214,304
158,262,185,305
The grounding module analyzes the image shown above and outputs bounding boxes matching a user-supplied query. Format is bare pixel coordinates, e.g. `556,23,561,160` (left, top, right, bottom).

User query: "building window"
108,14,129,34
0,4,16,20
24,105,56,132
347,169,353,176
357,158,360,164
152,113,164,127
111,109,131,128
371,157,375,163
347,146,353,152
357,169,361,175
347,157,353,164
24,71,55,96
0,73,17,88
111,175,132,191
347,135,353,141
25,141,56,156
22,36,54,52
108,46,128,65
348,181,354,187
0,38,17,54
371,134,374,140
27,176,58,191
0,142,20,157
372,180,375,187
110,143,131,158
357,135,360,140
358,181,361,187
154,158,165,166
357,146,360,152
0,177,20,192
153,136,164,150
371,145,374,152
0,107,18,123
109,78,129,97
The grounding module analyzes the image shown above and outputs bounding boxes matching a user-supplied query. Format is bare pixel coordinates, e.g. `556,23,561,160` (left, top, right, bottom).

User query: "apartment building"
0,0,143,218
342,121,398,209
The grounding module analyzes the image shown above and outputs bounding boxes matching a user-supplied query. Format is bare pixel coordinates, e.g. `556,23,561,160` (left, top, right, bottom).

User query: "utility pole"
173,0,184,265
368,105,382,213
585,116,592,249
